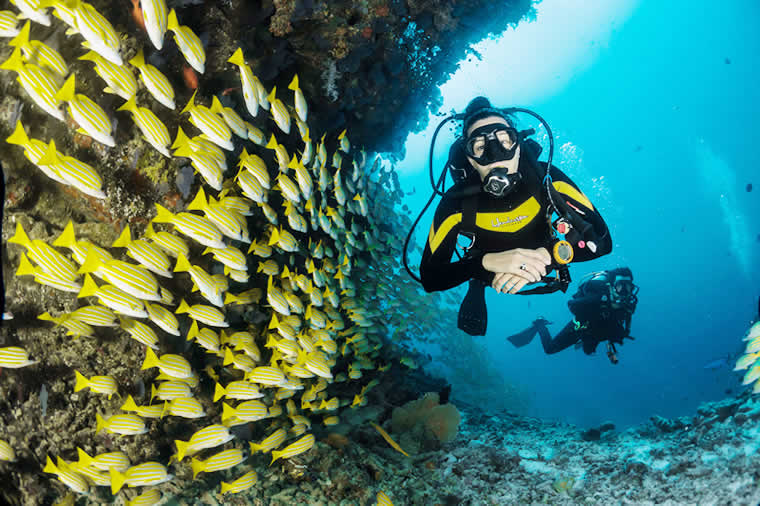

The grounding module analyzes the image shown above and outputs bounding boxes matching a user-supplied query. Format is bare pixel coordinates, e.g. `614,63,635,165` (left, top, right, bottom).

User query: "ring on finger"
519,263,527,271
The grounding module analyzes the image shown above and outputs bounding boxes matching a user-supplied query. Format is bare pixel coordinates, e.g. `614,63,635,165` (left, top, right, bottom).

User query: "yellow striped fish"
265,134,290,170
221,400,268,422
0,440,14,463
9,222,78,280
180,90,233,150
157,371,198,388
129,49,175,109
117,96,171,157
0,48,62,120
211,95,247,138
267,276,291,316
266,86,290,134
68,305,117,327
245,365,286,386
177,299,228,328
270,433,315,465
146,302,179,335
70,0,122,64
165,396,206,418
55,73,114,146
172,128,223,190
74,370,117,398
5,120,65,183
16,253,81,293
126,489,162,506
79,50,136,100
78,251,162,302
246,121,266,145
36,141,106,199
269,226,299,253
238,148,272,187
191,448,245,478
0,346,37,368
141,347,193,379
109,462,172,494
76,448,130,472
112,225,172,278
187,187,249,242
236,167,267,204
175,424,234,461
37,311,93,337
223,347,255,372
77,274,147,318
141,0,168,50
151,380,191,401
95,413,146,435
167,9,204,72
249,428,287,453
287,74,307,122
203,245,247,271
377,491,394,506
9,0,50,27
220,470,257,495
213,381,262,402
144,222,189,258
9,21,67,77
42,456,89,494
227,47,259,117
153,204,226,249
119,315,160,348
174,254,223,307
120,395,164,419
53,220,112,266
0,10,21,37
187,321,221,354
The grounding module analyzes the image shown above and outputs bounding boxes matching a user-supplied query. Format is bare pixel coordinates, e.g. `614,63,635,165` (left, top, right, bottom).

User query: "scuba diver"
409,97,612,335
508,268,639,364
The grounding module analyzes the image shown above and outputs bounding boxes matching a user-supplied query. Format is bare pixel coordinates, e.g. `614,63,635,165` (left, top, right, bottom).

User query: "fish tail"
180,89,197,115
52,221,77,249
187,320,199,341
176,298,190,315
8,20,31,49
55,74,76,102
95,413,105,433
153,203,175,224
210,95,223,114
167,8,179,31
77,50,100,63
121,394,138,412
227,47,245,67
16,253,37,277
6,120,30,146
116,95,138,114
9,222,32,249
128,48,145,69
74,370,89,392
212,382,226,402
173,253,191,273
221,401,236,421
190,457,204,479
111,225,132,248
223,347,234,366
36,140,60,166
175,439,189,461
0,47,25,72
288,74,299,91
109,467,126,494
76,447,93,467
186,187,207,211
220,481,231,494
141,347,160,370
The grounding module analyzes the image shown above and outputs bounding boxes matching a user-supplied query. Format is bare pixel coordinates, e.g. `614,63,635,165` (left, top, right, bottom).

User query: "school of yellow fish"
0,0,457,503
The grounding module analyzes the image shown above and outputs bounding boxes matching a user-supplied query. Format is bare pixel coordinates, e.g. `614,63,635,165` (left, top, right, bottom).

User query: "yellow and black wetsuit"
419,151,612,293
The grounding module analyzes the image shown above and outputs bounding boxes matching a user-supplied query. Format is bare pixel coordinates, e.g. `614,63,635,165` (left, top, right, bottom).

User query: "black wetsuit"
537,270,636,355
419,149,612,292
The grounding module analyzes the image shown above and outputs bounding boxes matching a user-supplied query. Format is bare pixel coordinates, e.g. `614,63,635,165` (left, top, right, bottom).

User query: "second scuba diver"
508,268,639,364
417,97,612,335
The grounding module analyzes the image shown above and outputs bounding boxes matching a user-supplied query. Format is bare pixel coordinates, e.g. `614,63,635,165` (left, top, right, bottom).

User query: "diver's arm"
548,167,612,262
419,201,492,292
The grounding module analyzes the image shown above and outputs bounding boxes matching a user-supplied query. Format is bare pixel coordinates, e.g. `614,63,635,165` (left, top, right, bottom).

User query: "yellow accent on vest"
475,197,541,232
428,213,462,254
552,181,594,211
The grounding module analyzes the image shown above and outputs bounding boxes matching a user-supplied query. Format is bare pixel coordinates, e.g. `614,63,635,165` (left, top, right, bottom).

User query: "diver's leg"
539,321,581,354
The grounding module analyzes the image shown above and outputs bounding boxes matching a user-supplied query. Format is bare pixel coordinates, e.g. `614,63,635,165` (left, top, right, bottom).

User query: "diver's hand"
491,272,530,294
482,247,551,284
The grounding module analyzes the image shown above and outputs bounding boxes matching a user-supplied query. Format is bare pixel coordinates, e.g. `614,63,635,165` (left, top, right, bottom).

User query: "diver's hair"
461,96,517,136
609,267,633,280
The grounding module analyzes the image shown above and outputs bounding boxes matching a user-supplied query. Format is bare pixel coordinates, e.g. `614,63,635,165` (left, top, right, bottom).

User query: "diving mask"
464,124,519,165
612,277,638,306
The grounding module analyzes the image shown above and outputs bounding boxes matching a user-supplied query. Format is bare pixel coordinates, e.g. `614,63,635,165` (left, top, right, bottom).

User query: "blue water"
397,0,760,429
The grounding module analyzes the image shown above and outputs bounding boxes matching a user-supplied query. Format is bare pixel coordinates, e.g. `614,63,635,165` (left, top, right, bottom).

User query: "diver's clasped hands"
482,247,551,294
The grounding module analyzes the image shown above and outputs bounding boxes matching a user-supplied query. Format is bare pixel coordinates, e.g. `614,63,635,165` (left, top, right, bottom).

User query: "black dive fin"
458,279,487,336
507,325,540,347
